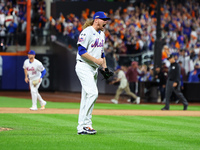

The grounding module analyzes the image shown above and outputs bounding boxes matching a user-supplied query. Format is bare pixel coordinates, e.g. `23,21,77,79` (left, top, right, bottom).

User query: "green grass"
1,96,200,110
0,114,200,150
0,96,200,150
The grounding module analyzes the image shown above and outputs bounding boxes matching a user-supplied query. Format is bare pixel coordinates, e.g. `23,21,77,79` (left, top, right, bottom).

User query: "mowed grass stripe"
1,114,200,150
93,115,200,150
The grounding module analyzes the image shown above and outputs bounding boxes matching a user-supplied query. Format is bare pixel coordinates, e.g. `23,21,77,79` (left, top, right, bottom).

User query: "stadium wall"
51,41,118,94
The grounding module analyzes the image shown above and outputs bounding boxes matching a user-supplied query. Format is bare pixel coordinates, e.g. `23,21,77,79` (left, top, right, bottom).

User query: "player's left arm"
38,63,46,82
41,69,46,78
101,57,107,69
101,50,107,69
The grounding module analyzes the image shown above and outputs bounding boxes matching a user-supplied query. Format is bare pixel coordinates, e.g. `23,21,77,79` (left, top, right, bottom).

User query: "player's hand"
25,77,29,83
109,80,115,84
173,82,177,87
95,58,103,65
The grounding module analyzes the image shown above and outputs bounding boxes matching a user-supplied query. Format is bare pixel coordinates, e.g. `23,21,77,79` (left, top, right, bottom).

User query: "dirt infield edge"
0,108,199,116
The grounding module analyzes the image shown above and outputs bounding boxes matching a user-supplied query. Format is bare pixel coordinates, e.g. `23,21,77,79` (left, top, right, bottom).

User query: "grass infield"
0,96,200,150
1,96,200,110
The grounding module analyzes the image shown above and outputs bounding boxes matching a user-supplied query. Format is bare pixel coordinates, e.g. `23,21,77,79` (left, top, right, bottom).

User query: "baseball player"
23,50,47,110
75,11,110,135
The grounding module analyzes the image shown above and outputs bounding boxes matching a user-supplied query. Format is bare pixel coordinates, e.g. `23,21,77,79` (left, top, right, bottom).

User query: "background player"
75,11,110,135
110,65,140,104
23,50,47,110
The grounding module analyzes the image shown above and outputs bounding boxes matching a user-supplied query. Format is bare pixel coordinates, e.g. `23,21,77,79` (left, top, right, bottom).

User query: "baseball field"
0,91,200,150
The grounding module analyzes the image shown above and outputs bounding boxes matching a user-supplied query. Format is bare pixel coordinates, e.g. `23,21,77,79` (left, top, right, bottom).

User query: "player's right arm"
78,45,103,65
24,69,29,83
23,60,29,83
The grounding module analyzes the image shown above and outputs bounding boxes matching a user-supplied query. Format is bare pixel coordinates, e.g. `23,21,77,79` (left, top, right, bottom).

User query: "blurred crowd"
0,0,49,51
51,0,200,55
50,0,200,79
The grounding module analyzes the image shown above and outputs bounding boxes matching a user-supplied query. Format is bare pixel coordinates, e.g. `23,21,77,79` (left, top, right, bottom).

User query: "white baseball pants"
75,61,98,132
30,78,46,108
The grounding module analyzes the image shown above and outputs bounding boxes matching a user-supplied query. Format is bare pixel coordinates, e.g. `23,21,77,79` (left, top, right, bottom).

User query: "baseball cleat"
127,99,131,102
111,99,118,104
77,127,97,135
83,127,97,135
30,107,38,111
136,97,140,104
77,131,87,135
40,101,47,110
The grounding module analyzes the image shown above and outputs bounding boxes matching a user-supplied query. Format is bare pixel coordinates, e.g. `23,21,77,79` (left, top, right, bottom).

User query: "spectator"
162,45,171,67
188,63,200,82
17,18,26,45
0,11,5,26
5,12,13,28
126,61,144,103
193,54,200,68
0,25,6,44
178,49,194,76
178,61,187,81
189,26,198,48
6,20,17,45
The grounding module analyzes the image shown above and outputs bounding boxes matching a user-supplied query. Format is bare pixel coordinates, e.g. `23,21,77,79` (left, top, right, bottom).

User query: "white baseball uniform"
75,26,105,133
23,58,46,109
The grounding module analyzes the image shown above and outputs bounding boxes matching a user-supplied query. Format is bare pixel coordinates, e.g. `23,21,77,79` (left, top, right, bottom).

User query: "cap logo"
95,15,99,18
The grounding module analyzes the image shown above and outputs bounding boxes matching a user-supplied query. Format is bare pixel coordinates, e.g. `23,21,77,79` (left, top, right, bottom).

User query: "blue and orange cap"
93,11,110,20
28,50,35,55
116,65,121,70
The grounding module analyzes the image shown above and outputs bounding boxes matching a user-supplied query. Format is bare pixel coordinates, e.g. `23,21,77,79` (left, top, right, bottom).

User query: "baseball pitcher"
75,11,112,135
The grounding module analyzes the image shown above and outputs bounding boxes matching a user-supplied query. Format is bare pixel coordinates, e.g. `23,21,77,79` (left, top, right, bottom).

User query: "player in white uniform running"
75,11,110,135
23,50,47,110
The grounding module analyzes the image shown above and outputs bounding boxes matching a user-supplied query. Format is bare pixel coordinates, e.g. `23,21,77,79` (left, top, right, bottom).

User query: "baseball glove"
32,79,40,87
99,67,114,80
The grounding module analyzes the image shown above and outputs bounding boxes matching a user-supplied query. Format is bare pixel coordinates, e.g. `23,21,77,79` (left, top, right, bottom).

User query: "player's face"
97,18,108,31
28,54,35,61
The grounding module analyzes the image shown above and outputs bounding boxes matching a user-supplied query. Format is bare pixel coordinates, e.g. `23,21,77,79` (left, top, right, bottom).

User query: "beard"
97,22,105,31
28,56,34,61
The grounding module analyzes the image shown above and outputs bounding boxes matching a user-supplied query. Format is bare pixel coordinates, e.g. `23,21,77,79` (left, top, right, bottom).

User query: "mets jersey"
76,26,105,68
23,59,45,80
